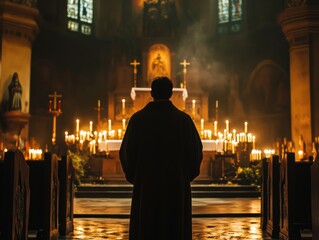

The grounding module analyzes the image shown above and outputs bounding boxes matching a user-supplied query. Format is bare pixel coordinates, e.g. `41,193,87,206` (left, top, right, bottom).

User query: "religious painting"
147,44,171,85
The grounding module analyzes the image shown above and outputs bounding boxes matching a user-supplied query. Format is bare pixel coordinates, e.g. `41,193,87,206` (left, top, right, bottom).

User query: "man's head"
151,77,173,100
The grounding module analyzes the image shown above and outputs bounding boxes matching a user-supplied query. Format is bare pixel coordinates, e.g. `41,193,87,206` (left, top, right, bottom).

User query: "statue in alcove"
151,53,167,78
8,72,22,111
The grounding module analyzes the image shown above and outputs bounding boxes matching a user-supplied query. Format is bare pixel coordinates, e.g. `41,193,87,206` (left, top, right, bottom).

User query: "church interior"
0,0,318,170
0,0,319,239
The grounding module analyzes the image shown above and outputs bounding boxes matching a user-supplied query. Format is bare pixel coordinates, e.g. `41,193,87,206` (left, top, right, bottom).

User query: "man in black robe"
120,77,203,240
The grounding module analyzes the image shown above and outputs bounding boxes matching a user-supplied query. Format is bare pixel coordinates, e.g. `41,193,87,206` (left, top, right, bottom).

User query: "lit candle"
214,121,218,136
76,119,80,134
192,99,196,116
216,100,218,108
122,99,126,116
122,118,126,130
89,121,93,133
244,121,248,134
225,120,229,133
201,119,204,131
49,100,52,111
118,129,122,138
58,100,61,111
98,99,101,108
108,119,112,135
65,131,68,142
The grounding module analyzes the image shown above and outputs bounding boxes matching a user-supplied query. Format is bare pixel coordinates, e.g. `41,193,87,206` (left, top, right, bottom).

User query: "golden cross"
130,59,140,87
180,59,190,88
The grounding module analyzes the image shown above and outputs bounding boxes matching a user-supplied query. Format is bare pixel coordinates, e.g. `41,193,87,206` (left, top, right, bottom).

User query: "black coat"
120,100,203,240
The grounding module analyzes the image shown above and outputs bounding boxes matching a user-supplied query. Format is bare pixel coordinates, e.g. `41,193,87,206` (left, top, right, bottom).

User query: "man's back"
119,77,202,240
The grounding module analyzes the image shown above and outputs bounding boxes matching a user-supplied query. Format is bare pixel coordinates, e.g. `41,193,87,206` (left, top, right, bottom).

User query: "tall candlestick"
122,99,126,116
89,121,93,133
215,100,219,122
192,99,196,117
225,120,229,133
108,119,112,134
122,118,126,130
76,119,80,134
214,121,218,136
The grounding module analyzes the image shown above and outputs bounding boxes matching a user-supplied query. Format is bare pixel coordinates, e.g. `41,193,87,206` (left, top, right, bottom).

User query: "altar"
88,139,220,181
131,87,188,111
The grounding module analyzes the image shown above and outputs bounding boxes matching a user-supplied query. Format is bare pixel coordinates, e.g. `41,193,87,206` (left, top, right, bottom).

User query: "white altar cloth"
99,139,219,152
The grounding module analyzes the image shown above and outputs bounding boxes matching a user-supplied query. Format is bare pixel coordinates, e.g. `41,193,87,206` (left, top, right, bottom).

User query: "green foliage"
68,150,88,185
236,161,261,185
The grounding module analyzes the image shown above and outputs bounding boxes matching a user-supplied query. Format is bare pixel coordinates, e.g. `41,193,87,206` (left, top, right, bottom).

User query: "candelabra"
48,91,62,146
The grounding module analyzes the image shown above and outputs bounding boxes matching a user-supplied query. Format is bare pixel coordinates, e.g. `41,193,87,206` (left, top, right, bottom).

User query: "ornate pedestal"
2,111,30,149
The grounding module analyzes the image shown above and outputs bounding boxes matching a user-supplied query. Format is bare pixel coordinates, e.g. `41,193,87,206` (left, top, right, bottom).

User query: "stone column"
278,0,319,157
0,1,39,149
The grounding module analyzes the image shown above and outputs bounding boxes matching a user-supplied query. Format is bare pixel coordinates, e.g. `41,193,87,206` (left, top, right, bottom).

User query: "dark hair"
151,77,173,100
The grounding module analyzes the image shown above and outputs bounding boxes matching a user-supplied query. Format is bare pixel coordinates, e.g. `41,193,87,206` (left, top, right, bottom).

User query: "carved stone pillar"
0,1,39,149
278,1,319,157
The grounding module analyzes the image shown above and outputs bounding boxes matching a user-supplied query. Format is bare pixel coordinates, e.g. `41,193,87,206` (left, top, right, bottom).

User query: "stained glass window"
218,0,242,23
218,0,242,33
67,0,93,35
218,0,229,23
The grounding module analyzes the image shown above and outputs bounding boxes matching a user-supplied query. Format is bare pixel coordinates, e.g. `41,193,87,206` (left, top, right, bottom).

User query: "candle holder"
48,91,62,146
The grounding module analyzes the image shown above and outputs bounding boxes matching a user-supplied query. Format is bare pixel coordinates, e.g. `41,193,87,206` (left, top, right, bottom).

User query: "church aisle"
59,217,270,239
58,197,270,239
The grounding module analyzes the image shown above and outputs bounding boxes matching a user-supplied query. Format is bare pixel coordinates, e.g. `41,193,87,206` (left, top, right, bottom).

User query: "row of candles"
64,117,265,161
65,118,127,150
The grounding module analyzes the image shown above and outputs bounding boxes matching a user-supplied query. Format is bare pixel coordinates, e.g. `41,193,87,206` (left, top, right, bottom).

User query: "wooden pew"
279,152,312,240
265,155,280,238
27,152,59,239
0,150,30,240
260,158,268,231
58,154,75,236
311,154,319,239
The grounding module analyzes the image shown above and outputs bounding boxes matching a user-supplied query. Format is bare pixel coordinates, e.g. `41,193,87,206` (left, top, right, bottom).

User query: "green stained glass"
68,20,79,32
231,0,242,22
67,0,78,19
218,0,229,23
81,25,92,35
67,0,93,35
80,0,93,23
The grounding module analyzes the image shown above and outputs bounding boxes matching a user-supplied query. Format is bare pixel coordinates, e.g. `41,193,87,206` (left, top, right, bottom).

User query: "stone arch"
245,59,290,114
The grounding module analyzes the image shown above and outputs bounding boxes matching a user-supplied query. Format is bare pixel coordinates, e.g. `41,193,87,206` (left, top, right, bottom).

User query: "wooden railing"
279,152,312,240
27,152,60,239
311,154,319,239
0,150,30,240
58,154,75,236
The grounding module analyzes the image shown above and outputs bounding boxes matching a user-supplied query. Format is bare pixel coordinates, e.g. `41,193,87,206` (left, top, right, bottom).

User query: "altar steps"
75,184,260,198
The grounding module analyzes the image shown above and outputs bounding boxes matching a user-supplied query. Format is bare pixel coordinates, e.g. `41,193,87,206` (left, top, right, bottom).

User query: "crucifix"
180,59,190,89
48,91,62,146
130,59,140,87
94,99,103,132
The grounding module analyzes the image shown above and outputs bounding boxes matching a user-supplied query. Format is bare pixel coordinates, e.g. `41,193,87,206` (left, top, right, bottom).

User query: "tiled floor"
58,197,271,239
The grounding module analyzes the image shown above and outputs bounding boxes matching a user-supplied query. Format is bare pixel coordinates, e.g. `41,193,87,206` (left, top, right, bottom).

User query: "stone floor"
59,197,274,239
